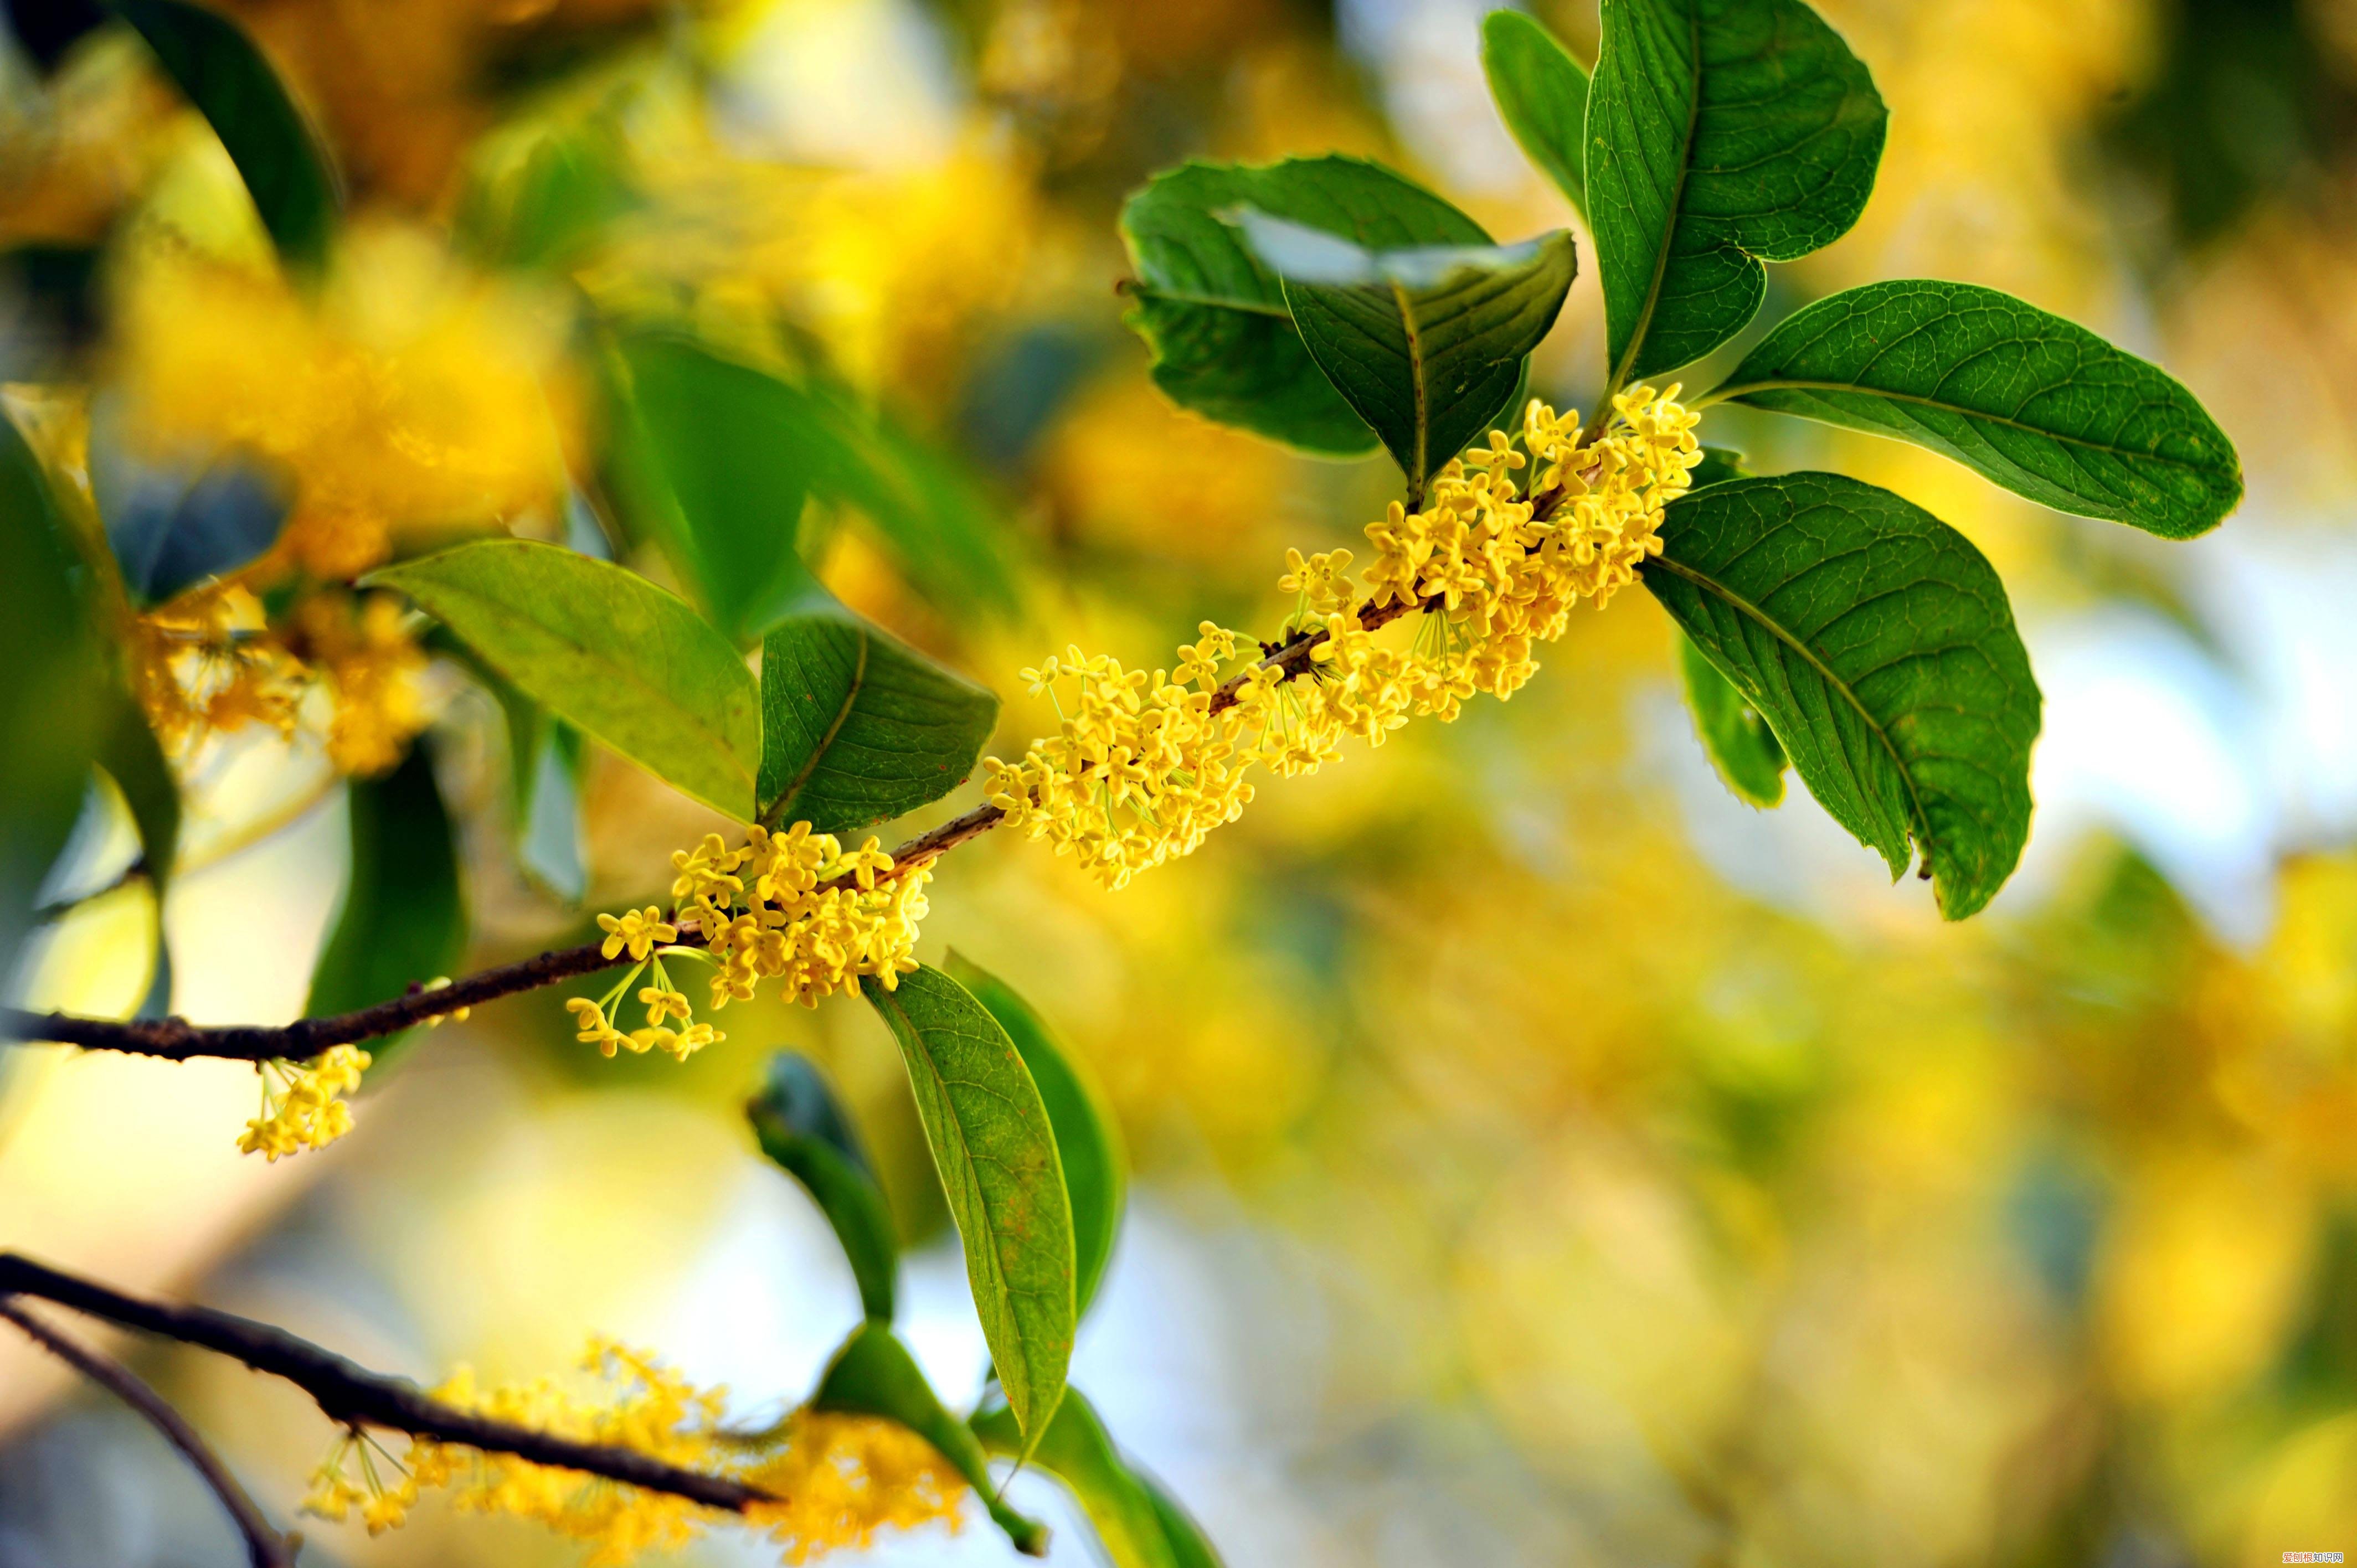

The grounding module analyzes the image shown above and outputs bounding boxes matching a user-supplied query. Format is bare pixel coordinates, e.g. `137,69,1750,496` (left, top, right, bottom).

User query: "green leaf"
516,718,586,905
1641,473,2040,919
756,602,997,835
973,1387,1192,1568
1707,280,2243,539
305,740,466,1061
1677,630,1785,807
1118,160,1383,456
1482,9,1591,224
115,0,339,273
748,1053,899,1324
1236,211,1576,497
96,694,179,891
1689,445,1749,488
605,334,823,644
368,539,760,819
862,966,1074,1455
948,953,1126,1322
1588,0,1885,385
1139,1472,1223,1568
88,412,286,610
606,334,1016,628
0,414,104,967
809,1322,1048,1555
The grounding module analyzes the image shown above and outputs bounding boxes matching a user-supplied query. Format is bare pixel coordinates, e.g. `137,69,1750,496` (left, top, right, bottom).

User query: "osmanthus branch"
0,486,1567,1065
0,1254,778,1514
0,1297,297,1568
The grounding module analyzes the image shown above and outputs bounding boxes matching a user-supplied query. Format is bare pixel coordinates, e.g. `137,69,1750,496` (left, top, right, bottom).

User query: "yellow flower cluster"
128,580,430,775
742,1412,970,1565
303,1339,965,1566
235,1046,370,1162
985,388,1703,887
568,828,930,1060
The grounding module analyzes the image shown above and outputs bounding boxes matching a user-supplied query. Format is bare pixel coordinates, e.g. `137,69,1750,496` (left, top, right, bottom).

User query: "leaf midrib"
763,625,869,828
1606,0,1705,396
876,988,1030,1419
1646,551,1933,860
1390,277,1431,493
1710,378,2225,476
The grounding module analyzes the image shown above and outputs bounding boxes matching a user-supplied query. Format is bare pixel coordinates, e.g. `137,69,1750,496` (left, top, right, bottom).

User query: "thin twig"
1,489,1558,1066
0,1298,297,1568
0,1254,778,1514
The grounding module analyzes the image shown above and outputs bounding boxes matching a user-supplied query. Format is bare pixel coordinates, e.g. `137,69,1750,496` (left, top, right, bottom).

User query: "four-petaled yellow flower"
599,907,680,963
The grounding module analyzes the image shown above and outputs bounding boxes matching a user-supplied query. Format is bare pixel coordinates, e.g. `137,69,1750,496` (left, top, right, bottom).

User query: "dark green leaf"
89,417,286,608
1236,211,1575,496
96,690,179,889
748,1053,899,1324
947,953,1126,1322
973,1387,1186,1568
756,601,997,834
1588,0,1885,384
0,415,104,966
115,0,339,273
1117,159,1385,455
1689,445,1748,488
862,966,1074,1454
1641,473,2040,919
1677,630,1785,807
809,1321,1047,1555
1708,280,2242,538
842,403,1020,622
606,334,822,645
305,739,466,1061
1482,9,1591,223
368,539,761,819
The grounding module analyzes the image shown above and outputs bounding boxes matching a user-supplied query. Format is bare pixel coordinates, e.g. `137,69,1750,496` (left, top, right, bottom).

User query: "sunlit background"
6,0,2357,1564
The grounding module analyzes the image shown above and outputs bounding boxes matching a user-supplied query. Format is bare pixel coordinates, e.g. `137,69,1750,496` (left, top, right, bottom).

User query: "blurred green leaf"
1689,445,1748,488
463,120,636,272
948,952,1126,1322
756,600,997,835
1116,158,1391,456
0,415,104,967
1710,280,2242,538
1589,0,1885,384
1482,10,1591,223
608,333,1015,631
369,539,760,819
1677,630,1785,807
810,1321,1048,1555
748,1053,899,1324
1642,473,2040,919
305,740,465,1062
1237,211,1576,498
88,412,286,608
1139,1471,1223,1568
606,334,824,645
115,0,339,274
862,966,1074,1456
974,1386,1213,1568
517,715,585,905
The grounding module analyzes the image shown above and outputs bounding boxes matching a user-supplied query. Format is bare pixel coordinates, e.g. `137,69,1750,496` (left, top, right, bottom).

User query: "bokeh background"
6,0,2357,1564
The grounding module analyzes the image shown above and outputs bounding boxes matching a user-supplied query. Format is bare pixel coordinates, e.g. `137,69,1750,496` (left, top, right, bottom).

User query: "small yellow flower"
598,907,678,962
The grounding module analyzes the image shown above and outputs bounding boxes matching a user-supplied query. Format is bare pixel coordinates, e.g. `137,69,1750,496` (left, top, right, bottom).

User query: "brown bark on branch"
0,1298,298,1568
0,1254,778,1514
0,497,1545,1067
